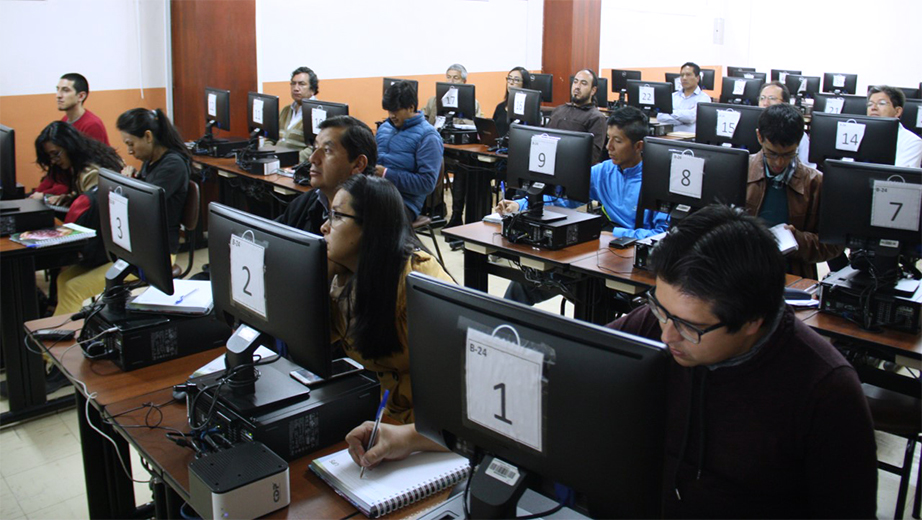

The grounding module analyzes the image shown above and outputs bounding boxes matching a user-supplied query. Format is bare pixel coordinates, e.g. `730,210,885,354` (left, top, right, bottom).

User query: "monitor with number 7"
808,112,899,167
407,272,669,518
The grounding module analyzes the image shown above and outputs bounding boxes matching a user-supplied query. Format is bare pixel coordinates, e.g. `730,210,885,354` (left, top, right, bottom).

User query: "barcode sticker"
732,80,746,96
442,86,459,109
513,91,526,116
207,93,217,117
870,180,922,232
824,98,844,114
311,107,327,134
669,153,705,199
252,98,264,125
465,328,544,452
639,85,655,105
529,134,559,176
835,121,866,152
485,458,522,486
230,234,267,318
108,191,132,253
716,109,741,138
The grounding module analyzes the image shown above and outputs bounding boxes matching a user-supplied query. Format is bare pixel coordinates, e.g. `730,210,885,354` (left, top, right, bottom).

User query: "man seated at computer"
867,85,922,168
274,115,376,234
57,72,109,145
758,81,814,168
344,205,878,519
495,107,670,305
376,81,444,221
654,62,711,133
547,69,607,162
421,63,483,127
745,103,843,279
277,66,319,162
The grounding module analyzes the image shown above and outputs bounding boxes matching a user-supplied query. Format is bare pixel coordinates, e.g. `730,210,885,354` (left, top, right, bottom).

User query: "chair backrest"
182,181,200,231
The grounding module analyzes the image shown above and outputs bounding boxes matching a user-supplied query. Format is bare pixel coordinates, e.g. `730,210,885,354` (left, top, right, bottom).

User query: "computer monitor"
822,72,858,94
204,87,231,136
435,82,477,120
407,272,669,518
884,86,921,101
626,79,674,116
569,75,608,107
208,202,332,384
731,71,767,85
610,69,641,92
0,125,16,200
640,137,750,221
506,123,593,221
699,68,716,90
301,99,349,144
505,87,543,127
813,93,868,116
784,74,821,99
97,168,174,298
665,72,682,92
819,160,922,274
247,92,280,142
718,76,762,105
695,102,764,153
726,66,756,79
901,98,922,138
382,77,419,107
770,69,802,83
808,112,899,166
529,73,553,103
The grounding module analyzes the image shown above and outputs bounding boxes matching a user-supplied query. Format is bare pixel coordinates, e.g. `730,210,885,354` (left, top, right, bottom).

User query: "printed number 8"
681,169,692,187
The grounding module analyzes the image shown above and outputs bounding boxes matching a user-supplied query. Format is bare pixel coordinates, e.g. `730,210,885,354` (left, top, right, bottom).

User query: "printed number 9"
537,152,546,168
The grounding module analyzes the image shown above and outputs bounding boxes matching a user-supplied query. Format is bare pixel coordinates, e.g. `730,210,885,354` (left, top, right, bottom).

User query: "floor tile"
5,452,86,515
0,414,80,478
25,493,88,520
0,477,25,519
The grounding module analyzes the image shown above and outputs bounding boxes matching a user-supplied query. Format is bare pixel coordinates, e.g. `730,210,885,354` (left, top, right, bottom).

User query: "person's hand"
783,224,795,233
345,422,420,470
494,199,519,215
374,165,386,177
121,165,137,178
29,191,44,199
45,194,65,206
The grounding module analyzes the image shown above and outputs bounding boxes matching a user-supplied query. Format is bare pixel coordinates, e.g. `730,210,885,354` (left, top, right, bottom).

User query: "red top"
62,108,109,145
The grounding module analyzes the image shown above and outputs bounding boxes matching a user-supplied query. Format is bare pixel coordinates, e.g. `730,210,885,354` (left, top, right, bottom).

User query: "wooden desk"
192,155,309,220
443,144,506,224
1,234,88,425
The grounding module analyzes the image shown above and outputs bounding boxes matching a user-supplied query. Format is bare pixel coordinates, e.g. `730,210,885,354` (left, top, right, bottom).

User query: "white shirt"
798,133,815,169
286,95,318,130
895,124,922,168
657,86,712,133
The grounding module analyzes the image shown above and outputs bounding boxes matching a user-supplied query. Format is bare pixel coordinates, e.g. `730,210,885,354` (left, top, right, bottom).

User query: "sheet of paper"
528,134,559,176
108,191,132,252
207,93,217,117
835,121,866,153
668,153,705,199
230,234,267,318
639,85,655,105
252,98,264,124
716,109,741,138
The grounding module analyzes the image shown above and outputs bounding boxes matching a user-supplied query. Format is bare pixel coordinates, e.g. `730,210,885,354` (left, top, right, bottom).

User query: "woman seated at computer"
31,121,123,208
54,108,190,316
322,174,452,425
493,66,531,138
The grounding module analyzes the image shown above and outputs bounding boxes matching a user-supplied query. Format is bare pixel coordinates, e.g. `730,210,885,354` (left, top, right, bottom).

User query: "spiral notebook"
9,223,95,248
309,448,470,518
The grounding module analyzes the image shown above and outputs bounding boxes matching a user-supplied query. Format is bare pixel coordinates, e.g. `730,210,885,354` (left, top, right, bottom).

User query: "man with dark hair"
745,103,842,278
275,115,375,234
655,62,711,133
496,106,669,305
278,66,319,162
57,73,109,145
867,85,922,168
758,81,813,168
609,204,877,519
376,81,443,220
547,69,608,162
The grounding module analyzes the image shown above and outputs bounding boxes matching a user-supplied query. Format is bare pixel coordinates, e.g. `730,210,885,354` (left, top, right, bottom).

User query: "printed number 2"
242,266,252,295
891,201,903,221
494,383,513,425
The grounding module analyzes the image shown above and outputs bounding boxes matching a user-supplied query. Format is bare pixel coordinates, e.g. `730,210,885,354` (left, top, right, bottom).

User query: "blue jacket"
516,160,669,238
376,113,443,218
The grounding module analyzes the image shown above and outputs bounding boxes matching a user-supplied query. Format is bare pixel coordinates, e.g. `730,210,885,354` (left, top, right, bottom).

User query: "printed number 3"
115,217,123,239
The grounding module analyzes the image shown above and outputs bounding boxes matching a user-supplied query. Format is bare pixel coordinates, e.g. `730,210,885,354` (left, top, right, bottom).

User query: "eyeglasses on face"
327,208,360,225
506,76,523,84
645,288,725,344
866,100,892,108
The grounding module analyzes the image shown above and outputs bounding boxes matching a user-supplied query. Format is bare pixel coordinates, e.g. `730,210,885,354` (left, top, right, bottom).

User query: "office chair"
172,180,200,279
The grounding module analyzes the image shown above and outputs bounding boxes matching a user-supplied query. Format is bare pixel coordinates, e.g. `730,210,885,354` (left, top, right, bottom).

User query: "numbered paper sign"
798,78,808,93
207,93,217,118
732,79,746,96
108,191,132,252
311,107,327,133
779,72,789,83
716,109,741,138
639,85,655,106
529,134,559,176
833,74,846,88
465,328,544,452
835,121,866,153
442,87,459,109
673,77,681,91
668,153,705,199
513,92,526,116
870,180,922,232
252,98,264,125
229,234,267,318
916,108,922,129
824,98,844,114
743,73,755,79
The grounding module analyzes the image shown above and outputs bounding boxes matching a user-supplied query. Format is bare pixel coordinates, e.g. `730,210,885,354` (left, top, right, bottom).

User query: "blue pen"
500,181,506,196
360,389,390,479
174,288,198,305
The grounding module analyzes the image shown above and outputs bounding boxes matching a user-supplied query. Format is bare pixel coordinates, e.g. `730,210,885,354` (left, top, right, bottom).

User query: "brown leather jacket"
745,152,844,279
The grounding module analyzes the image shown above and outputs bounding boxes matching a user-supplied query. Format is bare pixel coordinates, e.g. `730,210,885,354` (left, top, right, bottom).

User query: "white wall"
600,0,922,93
0,0,168,96
255,0,542,86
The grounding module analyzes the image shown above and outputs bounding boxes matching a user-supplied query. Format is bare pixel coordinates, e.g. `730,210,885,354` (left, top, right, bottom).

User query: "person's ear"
352,154,368,175
756,129,764,145
77,91,87,104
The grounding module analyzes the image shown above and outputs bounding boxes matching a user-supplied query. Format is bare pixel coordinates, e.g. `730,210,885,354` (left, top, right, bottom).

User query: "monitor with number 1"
301,99,349,145
695,102,764,153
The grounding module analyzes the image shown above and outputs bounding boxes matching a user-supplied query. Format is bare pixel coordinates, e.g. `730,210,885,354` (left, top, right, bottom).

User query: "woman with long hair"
53,108,191,316
493,66,532,137
32,121,123,206
322,174,452,424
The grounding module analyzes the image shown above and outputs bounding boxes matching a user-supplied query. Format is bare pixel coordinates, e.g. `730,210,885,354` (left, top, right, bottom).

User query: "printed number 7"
890,201,903,221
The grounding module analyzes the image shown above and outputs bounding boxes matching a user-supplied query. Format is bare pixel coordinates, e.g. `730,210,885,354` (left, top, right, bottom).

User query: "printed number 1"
494,383,513,425
891,201,903,221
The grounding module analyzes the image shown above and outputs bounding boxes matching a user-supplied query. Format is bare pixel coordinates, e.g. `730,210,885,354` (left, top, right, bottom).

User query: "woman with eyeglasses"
493,66,532,138
321,174,452,425
32,121,123,208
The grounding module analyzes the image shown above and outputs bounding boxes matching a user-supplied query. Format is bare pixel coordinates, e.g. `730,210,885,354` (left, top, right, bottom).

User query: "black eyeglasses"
645,288,725,344
328,208,360,225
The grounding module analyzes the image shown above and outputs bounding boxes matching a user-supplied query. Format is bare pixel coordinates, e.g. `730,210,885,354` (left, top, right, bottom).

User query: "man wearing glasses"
547,69,608,163
421,64,482,127
866,85,922,168
758,81,814,168
744,103,842,279
609,204,877,518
